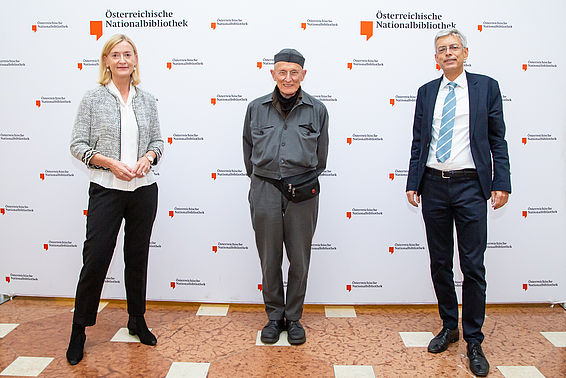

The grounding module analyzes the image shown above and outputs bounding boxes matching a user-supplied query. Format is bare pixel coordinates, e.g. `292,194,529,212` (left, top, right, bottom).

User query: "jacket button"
281,142,286,147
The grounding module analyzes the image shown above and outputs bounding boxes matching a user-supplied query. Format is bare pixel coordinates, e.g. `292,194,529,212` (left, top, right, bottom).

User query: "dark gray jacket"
70,85,164,169
243,90,329,179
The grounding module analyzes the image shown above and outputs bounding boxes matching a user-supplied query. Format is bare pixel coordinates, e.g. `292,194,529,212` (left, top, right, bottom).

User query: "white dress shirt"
426,72,476,171
90,81,156,191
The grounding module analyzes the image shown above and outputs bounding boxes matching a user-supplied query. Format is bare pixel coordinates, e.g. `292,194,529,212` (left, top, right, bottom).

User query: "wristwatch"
145,154,154,164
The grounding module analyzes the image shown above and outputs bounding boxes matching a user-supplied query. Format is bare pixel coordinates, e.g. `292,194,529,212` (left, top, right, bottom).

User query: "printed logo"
43,240,78,251
1,205,34,214
167,133,204,144
31,21,69,32
90,20,103,40
5,276,9,283
104,276,120,284
165,58,204,69
523,280,559,290
92,10,190,40
7,273,38,282
210,18,248,28
320,169,337,177
487,241,513,249
522,207,559,218
211,169,247,180
77,59,98,70
388,169,408,181
390,95,416,105
388,243,425,254
522,60,558,71
311,242,337,251
39,170,75,180
477,21,513,32
521,134,558,144
523,283,528,291
171,277,206,288
300,18,338,30
361,11,456,40
0,59,26,68
312,94,338,103
256,58,274,69
347,133,384,144
149,241,162,249
211,94,247,105
35,96,71,108
83,210,88,216
169,206,206,218
346,280,383,291
258,284,262,291
211,242,249,253
346,208,383,219
347,58,384,70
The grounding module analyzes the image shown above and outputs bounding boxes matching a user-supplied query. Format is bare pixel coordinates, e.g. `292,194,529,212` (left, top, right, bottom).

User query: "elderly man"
406,29,511,376
243,48,329,345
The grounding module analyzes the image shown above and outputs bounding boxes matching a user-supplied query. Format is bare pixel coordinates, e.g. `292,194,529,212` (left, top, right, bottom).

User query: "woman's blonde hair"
98,34,140,86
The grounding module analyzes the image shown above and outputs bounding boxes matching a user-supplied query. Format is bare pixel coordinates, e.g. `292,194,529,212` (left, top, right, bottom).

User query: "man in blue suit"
406,29,511,377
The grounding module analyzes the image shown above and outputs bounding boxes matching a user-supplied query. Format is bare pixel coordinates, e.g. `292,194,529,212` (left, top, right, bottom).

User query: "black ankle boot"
66,323,86,365
127,316,157,346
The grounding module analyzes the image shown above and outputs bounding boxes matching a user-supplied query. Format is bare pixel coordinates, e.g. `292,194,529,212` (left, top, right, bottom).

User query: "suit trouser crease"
421,173,487,344
73,182,158,326
249,174,318,321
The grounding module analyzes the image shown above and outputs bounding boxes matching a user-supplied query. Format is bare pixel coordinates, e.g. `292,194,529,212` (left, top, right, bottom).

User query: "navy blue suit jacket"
406,71,511,200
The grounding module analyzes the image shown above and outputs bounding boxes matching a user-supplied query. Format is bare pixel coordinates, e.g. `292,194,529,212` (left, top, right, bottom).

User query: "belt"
425,167,478,179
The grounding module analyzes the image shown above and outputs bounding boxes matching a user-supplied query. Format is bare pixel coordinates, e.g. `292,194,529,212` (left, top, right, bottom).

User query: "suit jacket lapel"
467,71,479,139
426,76,443,135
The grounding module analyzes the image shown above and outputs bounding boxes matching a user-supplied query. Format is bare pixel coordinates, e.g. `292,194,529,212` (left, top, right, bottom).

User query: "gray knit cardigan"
70,85,164,169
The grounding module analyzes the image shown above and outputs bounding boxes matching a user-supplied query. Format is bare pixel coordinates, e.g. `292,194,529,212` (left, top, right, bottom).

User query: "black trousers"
73,182,158,326
421,172,487,344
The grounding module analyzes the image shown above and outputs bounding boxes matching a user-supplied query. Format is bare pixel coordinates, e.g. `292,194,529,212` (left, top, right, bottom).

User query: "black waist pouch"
262,171,320,202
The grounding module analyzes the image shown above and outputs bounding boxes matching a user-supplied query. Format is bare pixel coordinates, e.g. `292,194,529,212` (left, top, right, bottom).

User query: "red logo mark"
36,100,41,108
347,62,352,70
389,173,394,181
301,22,306,30
83,210,88,216
39,173,45,180
32,25,37,32
90,21,103,40
43,244,49,251
522,64,527,72
346,211,352,219
312,189,316,194
212,245,217,253
523,283,528,291
258,284,262,291
170,282,175,289
211,22,216,29
211,173,217,180
522,137,527,145
390,99,395,106
169,210,174,218
389,246,394,254
346,137,352,145
477,25,483,32
257,62,262,69
522,210,527,218
360,21,373,40
436,63,441,71
77,63,83,70
167,62,172,70
168,137,173,145
211,98,216,105
5,277,10,283
0,208,5,215
346,284,352,292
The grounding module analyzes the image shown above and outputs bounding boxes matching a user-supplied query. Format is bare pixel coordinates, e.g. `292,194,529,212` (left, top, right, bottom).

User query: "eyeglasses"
436,44,462,54
108,51,135,61
277,70,301,79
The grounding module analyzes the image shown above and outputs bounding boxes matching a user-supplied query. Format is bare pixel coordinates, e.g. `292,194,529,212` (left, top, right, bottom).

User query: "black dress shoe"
287,320,306,345
66,323,86,365
260,319,285,343
427,327,459,353
467,342,489,376
127,316,157,346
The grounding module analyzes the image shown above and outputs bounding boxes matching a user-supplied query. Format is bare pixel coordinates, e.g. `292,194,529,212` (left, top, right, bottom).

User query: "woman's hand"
132,155,152,178
109,160,136,181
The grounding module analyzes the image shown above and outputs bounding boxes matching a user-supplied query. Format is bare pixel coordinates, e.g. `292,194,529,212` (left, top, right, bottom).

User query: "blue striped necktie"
436,82,457,162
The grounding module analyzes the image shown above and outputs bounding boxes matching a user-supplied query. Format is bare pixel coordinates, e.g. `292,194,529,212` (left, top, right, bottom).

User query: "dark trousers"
421,172,487,344
73,182,158,326
248,174,318,321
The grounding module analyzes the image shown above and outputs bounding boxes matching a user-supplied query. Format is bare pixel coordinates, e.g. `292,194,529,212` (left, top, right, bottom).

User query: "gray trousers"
248,174,319,321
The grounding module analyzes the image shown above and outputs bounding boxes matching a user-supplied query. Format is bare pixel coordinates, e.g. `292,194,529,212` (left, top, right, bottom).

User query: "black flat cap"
274,48,305,67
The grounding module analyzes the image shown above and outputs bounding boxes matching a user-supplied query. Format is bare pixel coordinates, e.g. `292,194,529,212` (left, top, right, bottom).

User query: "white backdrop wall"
1,0,564,305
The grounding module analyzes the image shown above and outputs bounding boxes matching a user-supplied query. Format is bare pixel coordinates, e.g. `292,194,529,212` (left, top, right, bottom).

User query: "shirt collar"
107,80,136,106
441,70,467,90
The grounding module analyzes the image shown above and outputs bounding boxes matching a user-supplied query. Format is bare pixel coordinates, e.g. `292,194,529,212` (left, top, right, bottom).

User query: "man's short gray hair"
434,28,467,49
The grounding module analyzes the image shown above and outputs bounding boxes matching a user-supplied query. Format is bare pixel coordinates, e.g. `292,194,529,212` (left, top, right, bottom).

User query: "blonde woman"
67,34,163,365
